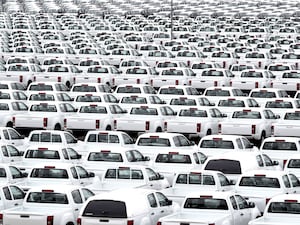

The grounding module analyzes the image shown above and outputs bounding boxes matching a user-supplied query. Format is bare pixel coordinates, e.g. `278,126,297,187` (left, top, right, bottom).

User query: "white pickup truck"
271,110,300,137
249,193,300,225
89,165,170,194
219,108,279,141
0,184,25,210
157,190,260,225
13,102,77,131
161,170,234,205
22,163,97,192
115,105,176,135
0,163,28,186
165,107,226,139
0,185,95,225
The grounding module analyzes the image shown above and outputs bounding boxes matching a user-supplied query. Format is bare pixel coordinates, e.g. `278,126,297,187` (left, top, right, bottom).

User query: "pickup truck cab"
78,188,179,225
22,163,97,192
158,190,260,225
157,85,200,102
19,145,82,172
135,132,198,160
260,137,300,169
249,88,290,106
249,194,300,225
82,146,150,179
162,170,233,205
0,184,25,210
203,151,281,182
0,163,28,186
90,165,170,194
284,153,300,179
0,185,95,225
0,127,26,149
202,86,247,104
150,149,207,184
235,169,300,213
198,134,258,157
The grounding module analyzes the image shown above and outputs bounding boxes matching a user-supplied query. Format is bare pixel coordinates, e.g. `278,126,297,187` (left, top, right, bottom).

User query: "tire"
54,124,61,130
6,122,13,127
156,127,162,132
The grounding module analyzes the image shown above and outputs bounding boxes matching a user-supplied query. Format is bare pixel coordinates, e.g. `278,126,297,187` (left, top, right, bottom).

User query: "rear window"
82,200,127,218
205,90,230,96
155,153,192,164
184,198,228,210
87,152,122,162
176,173,215,185
137,137,171,146
239,176,280,188
268,202,300,214
27,192,68,204
287,159,300,168
262,141,297,151
30,168,68,179
200,140,234,149
205,159,241,174
25,150,60,159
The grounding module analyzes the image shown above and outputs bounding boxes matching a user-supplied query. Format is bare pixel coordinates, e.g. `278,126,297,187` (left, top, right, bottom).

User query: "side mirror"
77,154,82,159
272,160,279,166
209,103,215,106
275,115,280,119
22,172,28,178
143,156,150,161
19,151,24,156
157,173,164,180
229,179,236,185
248,202,256,208
222,113,227,118
89,172,95,177
167,199,173,205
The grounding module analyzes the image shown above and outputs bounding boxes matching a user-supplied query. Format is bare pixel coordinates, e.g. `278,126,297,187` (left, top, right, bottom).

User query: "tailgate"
167,121,198,134
14,116,44,128
3,213,47,225
66,118,98,130
80,217,128,225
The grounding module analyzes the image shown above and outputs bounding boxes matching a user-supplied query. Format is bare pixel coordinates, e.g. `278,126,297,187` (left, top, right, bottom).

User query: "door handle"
160,210,164,213
151,212,154,215
75,208,79,211
240,213,244,216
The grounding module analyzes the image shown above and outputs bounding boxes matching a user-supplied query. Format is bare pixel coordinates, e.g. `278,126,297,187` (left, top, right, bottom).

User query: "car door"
232,194,252,225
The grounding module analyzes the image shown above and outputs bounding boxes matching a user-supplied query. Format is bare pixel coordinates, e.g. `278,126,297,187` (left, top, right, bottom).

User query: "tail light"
175,80,179,85
222,61,226,68
0,213,3,225
33,76,36,81
258,61,262,68
255,82,259,88
197,123,201,132
297,83,300,90
73,77,76,83
283,159,287,168
214,81,218,86
97,77,101,83
12,116,15,126
19,75,23,83
63,118,67,129
112,78,115,86
218,123,222,134
145,121,150,131
188,80,192,85
271,125,274,136
136,78,140,84
47,216,54,225
229,80,232,86
187,60,190,67
127,220,134,225
266,198,271,205
164,121,167,131
270,82,273,88
251,124,256,134
77,218,81,225
114,120,117,130
157,222,161,225
150,79,153,86
43,118,48,128
96,119,100,129
57,76,61,82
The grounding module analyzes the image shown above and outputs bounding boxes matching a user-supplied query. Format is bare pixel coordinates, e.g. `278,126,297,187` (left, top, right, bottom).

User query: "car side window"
218,173,231,186
10,185,25,199
256,155,264,167
289,174,300,187
72,190,83,204
3,130,9,140
283,175,291,188
3,186,12,200
62,149,69,160
156,192,169,206
147,193,158,208
235,195,248,209
230,196,238,210
71,167,79,179
236,138,243,149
